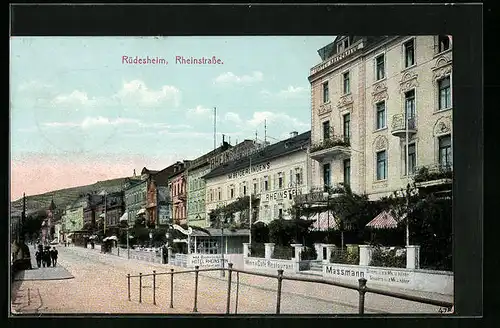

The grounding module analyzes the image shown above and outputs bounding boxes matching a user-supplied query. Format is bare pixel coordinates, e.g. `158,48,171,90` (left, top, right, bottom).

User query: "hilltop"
10,177,133,216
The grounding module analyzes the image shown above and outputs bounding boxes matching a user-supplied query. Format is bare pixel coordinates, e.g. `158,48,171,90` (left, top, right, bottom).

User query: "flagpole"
405,107,410,247
249,155,252,246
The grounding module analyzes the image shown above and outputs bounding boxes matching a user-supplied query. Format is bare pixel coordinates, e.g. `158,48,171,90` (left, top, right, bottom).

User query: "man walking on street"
50,247,58,267
35,247,42,268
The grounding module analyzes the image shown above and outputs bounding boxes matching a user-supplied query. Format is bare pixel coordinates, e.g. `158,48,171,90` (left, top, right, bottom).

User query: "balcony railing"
295,184,346,204
413,164,453,184
391,114,417,138
310,136,351,161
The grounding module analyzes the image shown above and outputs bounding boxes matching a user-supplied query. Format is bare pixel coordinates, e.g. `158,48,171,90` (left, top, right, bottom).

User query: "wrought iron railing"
310,183,346,195
391,114,416,132
126,264,453,314
413,164,453,183
310,135,350,153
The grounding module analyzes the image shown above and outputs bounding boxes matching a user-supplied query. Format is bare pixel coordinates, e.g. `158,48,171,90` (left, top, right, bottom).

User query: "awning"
119,212,128,222
366,211,399,230
137,208,146,215
310,211,338,231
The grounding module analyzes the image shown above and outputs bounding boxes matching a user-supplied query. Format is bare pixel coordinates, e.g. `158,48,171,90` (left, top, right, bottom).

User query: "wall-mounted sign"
244,258,294,271
263,188,301,201
228,162,271,180
158,205,170,225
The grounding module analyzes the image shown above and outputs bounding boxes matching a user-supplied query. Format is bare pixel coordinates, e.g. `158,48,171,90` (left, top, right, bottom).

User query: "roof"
141,167,159,175
151,163,178,186
203,130,311,180
190,228,250,237
189,142,232,171
366,211,400,230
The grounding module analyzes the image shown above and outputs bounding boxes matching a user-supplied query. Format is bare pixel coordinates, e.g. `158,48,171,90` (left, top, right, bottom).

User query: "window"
438,35,451,53
230,188,234,199
337,43,343,53
210,191,213,202
438,135,452,168
342,71,350,94
253,183,257,194
295,172,302,185
438,76,451,110
322,120,331,140
278,176,283,188
404,143,416,175
343,38,349,49
376,101,386,129
264,180,269,191
343,159,351,186
278,208,283,219
343,113,350,142
376,150,387,180
375,54,385,80
404,89,416,123
323,163,331,189
243,185,247,196
323,81,329,103
218,190,221,200
404,39,415,68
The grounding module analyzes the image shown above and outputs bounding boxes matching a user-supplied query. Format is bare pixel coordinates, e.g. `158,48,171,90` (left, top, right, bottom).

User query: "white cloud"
42,116,141,129
186,105,214,118
246,111,308,130
213,71,263,85
51,90,97,106
224,112,242,124
261,86,309,99
114,80,181,107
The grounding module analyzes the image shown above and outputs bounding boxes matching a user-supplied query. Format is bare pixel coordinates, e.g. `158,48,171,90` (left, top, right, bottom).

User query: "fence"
126,263,453,314
272,246,294,260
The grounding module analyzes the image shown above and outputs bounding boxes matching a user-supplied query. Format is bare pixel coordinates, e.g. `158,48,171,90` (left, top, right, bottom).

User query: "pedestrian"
43,246,51,267
50,247,58,267
35,248,42,268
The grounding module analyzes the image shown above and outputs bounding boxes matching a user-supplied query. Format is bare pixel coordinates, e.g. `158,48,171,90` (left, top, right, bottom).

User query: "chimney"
290,131,299,138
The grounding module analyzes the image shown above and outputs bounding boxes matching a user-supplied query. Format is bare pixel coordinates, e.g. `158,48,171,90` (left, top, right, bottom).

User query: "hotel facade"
204,131,312,224
308,35,453,199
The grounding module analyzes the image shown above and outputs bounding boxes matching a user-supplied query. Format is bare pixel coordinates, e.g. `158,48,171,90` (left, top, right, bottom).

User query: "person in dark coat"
50,247,58,267
43,246,51,267
35,248,42,268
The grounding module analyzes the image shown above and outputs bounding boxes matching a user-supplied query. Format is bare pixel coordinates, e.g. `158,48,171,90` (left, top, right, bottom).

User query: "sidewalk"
14,245,74,281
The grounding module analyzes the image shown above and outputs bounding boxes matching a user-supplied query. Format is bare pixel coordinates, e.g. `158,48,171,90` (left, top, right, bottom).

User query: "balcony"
310,135,351,162
414,164,453,188
295,183,346,205
391,114,417,138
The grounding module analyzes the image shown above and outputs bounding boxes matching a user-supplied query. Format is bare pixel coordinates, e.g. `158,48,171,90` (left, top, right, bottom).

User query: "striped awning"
310,211,338,231
366,211,399,230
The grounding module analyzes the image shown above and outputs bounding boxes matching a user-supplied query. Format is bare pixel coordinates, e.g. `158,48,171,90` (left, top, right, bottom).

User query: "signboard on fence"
187,254,224,268
244,258,295,271
323,264,367,281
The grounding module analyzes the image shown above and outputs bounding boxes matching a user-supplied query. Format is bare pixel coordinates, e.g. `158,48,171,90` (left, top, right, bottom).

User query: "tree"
22,210,46,238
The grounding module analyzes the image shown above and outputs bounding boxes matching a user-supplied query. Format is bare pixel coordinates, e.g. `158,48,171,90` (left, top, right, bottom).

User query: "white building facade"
204,131,312,224
308,35,453,199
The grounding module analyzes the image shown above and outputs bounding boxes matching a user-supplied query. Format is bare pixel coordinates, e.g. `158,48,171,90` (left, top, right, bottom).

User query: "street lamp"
219,215,227,278
322,191,331,244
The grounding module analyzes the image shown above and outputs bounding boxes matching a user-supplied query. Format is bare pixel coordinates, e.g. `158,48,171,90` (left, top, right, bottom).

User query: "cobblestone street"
11,245,450,315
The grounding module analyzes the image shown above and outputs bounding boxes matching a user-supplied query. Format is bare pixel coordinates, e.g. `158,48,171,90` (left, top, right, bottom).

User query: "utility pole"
264,119,267,144
213,107,217,150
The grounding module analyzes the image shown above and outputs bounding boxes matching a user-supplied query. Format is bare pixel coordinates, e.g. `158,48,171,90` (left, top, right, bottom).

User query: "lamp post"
126,225,130,259
220,215,226,278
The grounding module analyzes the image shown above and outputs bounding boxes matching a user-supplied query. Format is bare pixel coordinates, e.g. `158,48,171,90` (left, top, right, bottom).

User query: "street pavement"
11,245,451,315
14,245,74,281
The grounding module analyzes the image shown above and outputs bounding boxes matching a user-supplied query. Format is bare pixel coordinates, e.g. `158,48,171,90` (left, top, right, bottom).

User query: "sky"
10,36,334,201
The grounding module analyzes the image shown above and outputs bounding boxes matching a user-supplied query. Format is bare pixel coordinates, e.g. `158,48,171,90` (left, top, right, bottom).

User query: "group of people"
35,244,58,268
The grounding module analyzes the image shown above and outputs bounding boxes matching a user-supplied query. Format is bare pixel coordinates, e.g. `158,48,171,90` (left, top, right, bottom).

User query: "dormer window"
343,38,349,49
438,35,451,53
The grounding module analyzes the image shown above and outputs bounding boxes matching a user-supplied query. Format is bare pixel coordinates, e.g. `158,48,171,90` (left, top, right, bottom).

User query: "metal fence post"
169,269,174,308
193,266,199,313
226,263,233,314
127,274,131,301
235,271,240,314
358,278,367,315
27,288,31,306
139,273,142,303
276,269,284,314
152,270,156,305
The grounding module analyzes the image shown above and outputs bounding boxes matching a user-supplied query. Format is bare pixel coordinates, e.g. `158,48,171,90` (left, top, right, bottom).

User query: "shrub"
330,248,359,265
250,243,265,258
369,247,406,268
272,245,294,260
300,247,318,260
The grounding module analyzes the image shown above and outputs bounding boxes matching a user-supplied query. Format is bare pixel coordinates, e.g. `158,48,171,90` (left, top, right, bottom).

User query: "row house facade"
124,175,148,226
187,141,231,228
204,131,311,224
308,35,453,200
62,196,87,234
168,161,190,225
146,164,176,228
100,191,125,235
